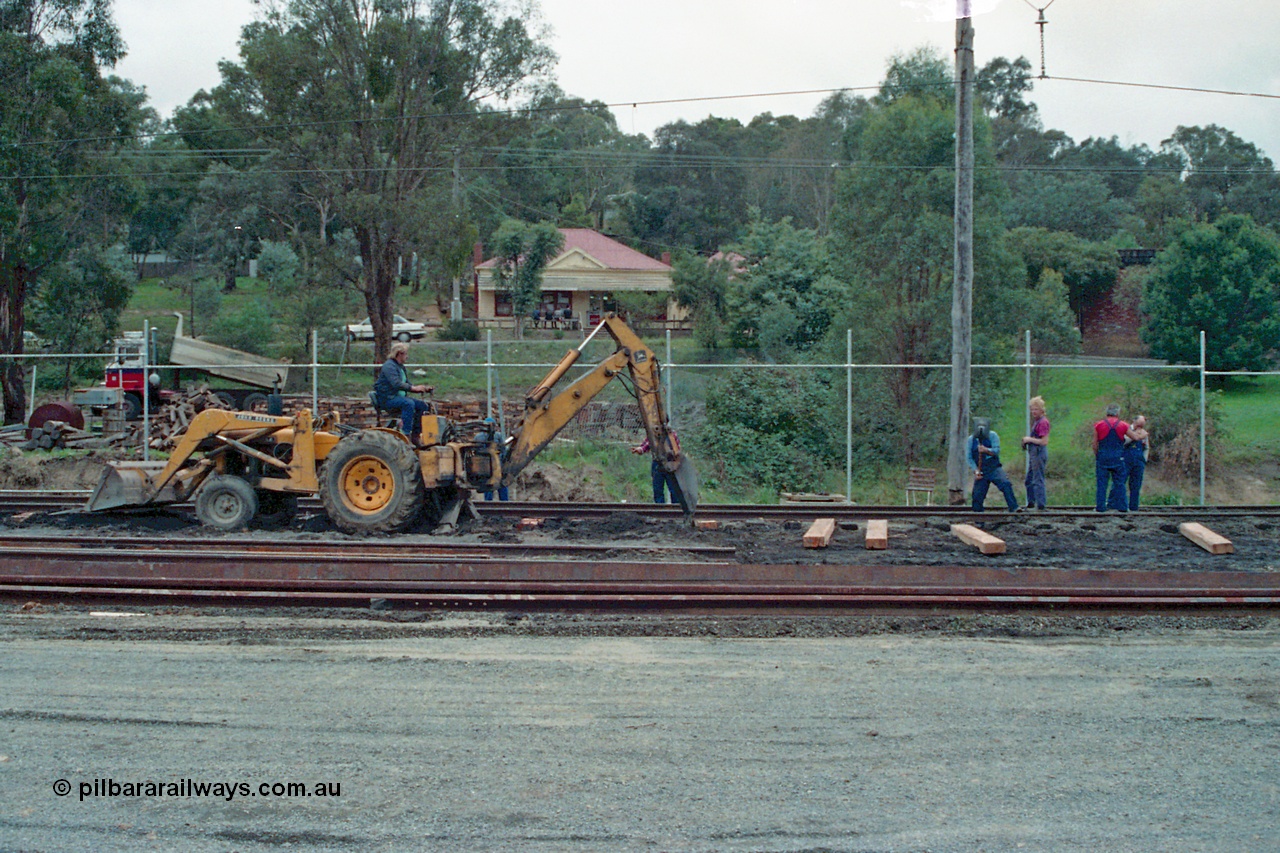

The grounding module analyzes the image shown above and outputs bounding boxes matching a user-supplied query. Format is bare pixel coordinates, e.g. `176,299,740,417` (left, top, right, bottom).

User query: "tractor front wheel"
195,475,258,531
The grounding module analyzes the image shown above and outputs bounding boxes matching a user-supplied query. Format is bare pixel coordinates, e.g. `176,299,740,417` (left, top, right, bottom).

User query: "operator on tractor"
375,342,434,444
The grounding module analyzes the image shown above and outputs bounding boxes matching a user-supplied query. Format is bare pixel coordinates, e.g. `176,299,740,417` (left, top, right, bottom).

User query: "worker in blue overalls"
968,417,1020,513
1092,403,1130,512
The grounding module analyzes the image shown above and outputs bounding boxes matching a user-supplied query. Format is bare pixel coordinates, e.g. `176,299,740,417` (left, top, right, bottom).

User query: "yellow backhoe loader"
86,315,697,533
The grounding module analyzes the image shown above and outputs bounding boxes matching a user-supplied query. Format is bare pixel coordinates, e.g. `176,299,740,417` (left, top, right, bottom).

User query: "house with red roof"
473,228,679,328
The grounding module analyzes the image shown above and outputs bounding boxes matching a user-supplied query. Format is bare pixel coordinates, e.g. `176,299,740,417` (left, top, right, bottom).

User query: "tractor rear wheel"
320,430,426,534
195,475,258,531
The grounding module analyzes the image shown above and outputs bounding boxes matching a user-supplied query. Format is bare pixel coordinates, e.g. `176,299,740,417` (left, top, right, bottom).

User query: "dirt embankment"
0,450,109,490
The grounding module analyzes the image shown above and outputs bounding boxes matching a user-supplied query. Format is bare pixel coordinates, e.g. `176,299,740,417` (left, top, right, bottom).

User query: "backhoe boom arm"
499,315,693,511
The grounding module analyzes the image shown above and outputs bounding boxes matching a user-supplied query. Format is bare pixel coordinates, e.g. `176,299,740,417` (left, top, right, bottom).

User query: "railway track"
0,533,1277,613
3,490,1279,521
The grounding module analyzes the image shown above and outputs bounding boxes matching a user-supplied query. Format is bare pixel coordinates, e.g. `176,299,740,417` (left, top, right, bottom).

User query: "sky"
111,0,1280,160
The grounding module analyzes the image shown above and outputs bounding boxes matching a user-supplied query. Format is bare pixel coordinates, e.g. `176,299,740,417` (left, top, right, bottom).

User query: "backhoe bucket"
668,456,700,516
85,462,168,511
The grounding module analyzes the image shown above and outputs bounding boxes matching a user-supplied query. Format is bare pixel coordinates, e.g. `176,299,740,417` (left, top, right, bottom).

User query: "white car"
345,314,427,342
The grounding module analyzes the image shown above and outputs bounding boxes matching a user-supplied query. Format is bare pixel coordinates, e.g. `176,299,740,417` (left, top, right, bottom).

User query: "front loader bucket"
85,462,168,511
668,456,700,517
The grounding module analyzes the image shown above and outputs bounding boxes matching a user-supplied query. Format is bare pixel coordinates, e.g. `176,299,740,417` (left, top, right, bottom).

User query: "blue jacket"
374,359,411,407
968,432,1003,477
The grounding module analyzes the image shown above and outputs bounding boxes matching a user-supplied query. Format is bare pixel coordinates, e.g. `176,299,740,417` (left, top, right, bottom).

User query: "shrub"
1115,380,1222,479
208,306,275,355
437,320,479,342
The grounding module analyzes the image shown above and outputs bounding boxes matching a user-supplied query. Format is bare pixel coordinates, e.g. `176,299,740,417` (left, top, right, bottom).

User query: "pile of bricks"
274,395,644,440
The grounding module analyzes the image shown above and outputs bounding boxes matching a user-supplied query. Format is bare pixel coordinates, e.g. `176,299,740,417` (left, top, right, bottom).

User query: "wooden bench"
905,468,936,506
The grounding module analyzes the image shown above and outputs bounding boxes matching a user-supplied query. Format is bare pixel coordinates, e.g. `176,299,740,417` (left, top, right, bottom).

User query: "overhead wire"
8,69,1279,152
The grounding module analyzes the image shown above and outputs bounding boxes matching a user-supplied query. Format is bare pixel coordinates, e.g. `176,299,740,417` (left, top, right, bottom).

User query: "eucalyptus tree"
1160,125,1280,228
205,0,554,358
0,0,147,422
493,84,643,232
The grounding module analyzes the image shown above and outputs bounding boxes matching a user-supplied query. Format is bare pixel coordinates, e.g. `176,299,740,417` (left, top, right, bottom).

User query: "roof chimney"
661,251,671,266
473,242,484,266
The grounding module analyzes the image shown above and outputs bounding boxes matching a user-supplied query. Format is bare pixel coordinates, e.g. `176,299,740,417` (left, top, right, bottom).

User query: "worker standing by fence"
1022,396,1051,510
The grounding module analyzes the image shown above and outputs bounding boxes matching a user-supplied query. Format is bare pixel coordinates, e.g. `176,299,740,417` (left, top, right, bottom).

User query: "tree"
30,245,133,391
721,214,839,355
1004,227,1119,319
828,76,1020,466
207,0,554,360
0,0,145,422
977,56,1035,125
256,238,356,355
1133,175,1194,248
1160,125,1280,227
494,84,642,232
1052,136,1153,200
1002,171,1136,241
670,252,731,349
625,117,751,253
489,220,562,339
1143,214,1280,371
874,46,951,107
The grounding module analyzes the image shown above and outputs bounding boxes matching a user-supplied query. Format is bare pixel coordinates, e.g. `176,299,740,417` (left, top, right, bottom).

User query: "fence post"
143,320,150,461
1199,330,1206,506
846,329,853,504
311,329,319,415
1024,329,1031,471
26,364,35,423
665,329,673,419
486,328,493,419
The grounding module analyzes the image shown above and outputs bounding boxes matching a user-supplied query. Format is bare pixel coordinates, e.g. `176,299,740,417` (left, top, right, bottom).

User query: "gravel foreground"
1,607,1278,852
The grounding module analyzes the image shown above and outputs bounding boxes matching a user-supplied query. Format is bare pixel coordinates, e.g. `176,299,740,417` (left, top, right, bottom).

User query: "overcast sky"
112,0,1280,160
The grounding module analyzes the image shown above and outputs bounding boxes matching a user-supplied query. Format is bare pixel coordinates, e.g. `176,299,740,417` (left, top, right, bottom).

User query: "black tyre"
396,331,412,342
122,393,143,421
241,389,270,409
256,490,298,525
195,475,258,531
214,391,237,410
320,430,426,534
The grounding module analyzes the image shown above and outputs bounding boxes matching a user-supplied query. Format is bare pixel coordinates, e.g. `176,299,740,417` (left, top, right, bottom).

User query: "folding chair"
905,467,936,506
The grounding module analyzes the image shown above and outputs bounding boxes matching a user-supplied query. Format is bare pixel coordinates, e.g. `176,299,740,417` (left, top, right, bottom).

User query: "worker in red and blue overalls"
1092,404,1130,512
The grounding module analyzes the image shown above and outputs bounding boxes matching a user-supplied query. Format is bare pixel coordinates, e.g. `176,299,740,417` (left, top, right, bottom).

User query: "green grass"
1216,376,1280,455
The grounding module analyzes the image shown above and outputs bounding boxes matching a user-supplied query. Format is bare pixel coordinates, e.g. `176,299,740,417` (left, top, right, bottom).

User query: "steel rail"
5,584,1278,610
0,534,736,560
1,540,1277,612
4,491,1280,521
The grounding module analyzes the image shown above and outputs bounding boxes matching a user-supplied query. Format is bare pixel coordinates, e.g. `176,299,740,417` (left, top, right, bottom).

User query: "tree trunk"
0,264,31,424
359,228,401,363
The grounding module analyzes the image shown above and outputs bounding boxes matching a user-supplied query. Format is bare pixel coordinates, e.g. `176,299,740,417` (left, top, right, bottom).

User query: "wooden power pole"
947,10,976,504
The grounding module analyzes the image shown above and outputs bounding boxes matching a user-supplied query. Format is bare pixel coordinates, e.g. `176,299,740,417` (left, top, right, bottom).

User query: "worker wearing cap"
375,342,434,443
1092,403,1130,512
631,427,679,504
968,417,1020,513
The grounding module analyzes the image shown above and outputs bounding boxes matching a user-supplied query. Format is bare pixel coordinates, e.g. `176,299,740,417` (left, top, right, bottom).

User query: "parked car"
345,314,427,342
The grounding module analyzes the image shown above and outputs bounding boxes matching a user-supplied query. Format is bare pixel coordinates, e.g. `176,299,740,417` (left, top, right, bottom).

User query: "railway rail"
3,490,1279,522
0,533,1277,614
